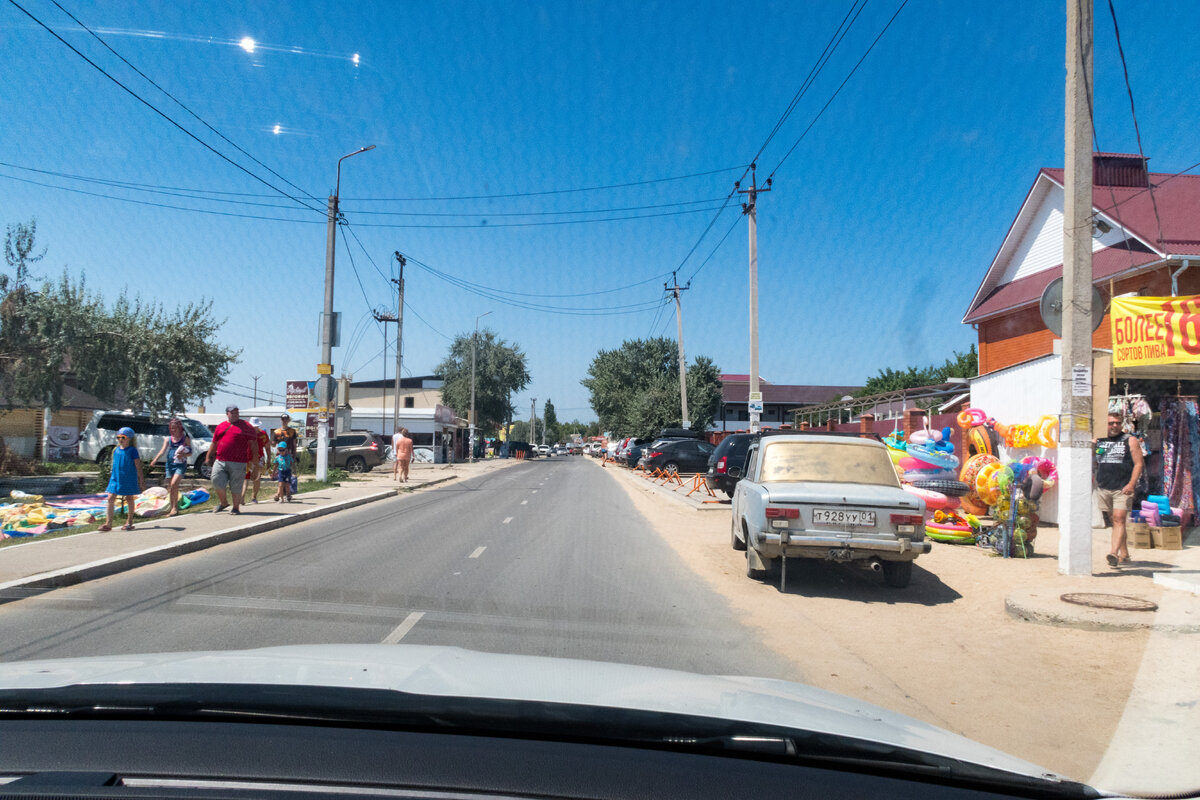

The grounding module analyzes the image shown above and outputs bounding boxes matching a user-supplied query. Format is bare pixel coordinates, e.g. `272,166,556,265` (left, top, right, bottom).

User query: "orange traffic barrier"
686,474,716,497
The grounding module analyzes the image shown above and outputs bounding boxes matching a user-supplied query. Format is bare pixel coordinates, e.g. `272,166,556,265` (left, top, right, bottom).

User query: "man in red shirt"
205,405,258,514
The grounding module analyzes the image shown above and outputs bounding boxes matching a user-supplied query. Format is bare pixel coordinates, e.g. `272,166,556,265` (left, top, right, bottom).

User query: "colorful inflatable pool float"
902,484,956,510
925,522,975,543
904,443,959,471
956,408,988,429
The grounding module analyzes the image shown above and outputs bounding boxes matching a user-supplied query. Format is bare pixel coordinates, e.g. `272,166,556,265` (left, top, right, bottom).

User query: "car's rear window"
759,441,900,487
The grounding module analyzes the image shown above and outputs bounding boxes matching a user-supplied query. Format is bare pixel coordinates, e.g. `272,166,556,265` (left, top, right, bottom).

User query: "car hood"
0,644,1059,782
766,482,921,508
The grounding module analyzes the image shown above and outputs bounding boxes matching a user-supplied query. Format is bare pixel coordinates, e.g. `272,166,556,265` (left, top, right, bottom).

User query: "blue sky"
3,1,1200,423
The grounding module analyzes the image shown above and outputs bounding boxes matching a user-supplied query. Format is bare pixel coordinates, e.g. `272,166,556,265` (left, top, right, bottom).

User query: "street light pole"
470,310,492,462
318,144,375,481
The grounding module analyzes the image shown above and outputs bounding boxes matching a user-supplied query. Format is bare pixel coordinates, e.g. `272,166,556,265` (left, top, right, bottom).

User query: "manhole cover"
1060,593,1158,612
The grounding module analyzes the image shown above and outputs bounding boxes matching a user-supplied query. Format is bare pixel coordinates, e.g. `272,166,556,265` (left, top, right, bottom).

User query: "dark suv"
305,430,387,473
705,433,756,497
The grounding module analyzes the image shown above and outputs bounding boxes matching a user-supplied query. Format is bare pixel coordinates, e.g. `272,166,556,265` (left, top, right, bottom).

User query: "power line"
341,223,393,283
0,169,322,223
403,299,454,341
6,0,325,216
345,166,747,201
347,204,729,229
767,0,910,180
685,213,744,282
393,256,670,300
340,197,729,217
1106,0,1164,246
46,0,320,204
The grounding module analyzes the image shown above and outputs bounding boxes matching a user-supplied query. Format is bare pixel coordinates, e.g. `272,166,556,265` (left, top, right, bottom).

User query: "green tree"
437,329,530,434
507,420,530,442
0,221,237,411
541,398,560,444
581,337,721,438
856,345,978,397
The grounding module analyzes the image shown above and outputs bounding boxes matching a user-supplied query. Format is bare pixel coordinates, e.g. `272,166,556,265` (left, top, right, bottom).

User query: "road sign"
749,391,762,402
749,400,764,414
317,363,333,375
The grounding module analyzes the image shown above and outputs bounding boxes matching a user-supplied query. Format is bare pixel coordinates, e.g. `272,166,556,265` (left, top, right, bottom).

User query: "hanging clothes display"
1159,398,1199,523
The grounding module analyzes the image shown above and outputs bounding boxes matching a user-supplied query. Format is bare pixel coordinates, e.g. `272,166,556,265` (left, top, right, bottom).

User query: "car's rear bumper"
756,532,931,559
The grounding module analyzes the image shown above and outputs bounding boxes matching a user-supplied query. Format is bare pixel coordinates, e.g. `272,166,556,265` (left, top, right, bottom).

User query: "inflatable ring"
177,496,192,510
975,462,1005,505
1036,415,1059,448
902,484,953,510
965,425,1000,458
959,453,998,487
957,408,988,429
905,443,959,470
1020,456,1058,491
1007,425,1036,449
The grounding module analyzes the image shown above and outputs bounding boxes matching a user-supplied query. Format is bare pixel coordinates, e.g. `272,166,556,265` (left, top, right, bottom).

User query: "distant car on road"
537,444,550,456
706,433,756,497
641,438,714,474
731,433,929,588
305,430,387,473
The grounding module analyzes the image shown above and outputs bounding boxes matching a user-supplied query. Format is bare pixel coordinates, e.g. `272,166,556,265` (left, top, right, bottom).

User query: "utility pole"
737,164,771,433
318,144,375,481
251,375,261,407
372,307,398,435
665,272,691,428
392,252,405,437
1060,0,1094,576
530,398,537,448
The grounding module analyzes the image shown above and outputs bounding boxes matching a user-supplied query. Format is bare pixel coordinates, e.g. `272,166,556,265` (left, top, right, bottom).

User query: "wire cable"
685,213,744,283
339,197,729,217
6,0,325,215
767,0,910,180
394,254,671,300
347,204,728,229
46,0,321,204
1106,0,1164,246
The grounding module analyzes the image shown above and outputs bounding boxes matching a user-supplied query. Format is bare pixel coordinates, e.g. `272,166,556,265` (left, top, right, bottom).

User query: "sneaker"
251,498,259,504
230,507,241,515
214,504,229,513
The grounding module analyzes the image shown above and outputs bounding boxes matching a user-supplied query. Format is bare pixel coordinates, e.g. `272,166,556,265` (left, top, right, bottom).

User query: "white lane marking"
469,546,486,559
521,500,528,505
381,611,425,644
502,516,513,524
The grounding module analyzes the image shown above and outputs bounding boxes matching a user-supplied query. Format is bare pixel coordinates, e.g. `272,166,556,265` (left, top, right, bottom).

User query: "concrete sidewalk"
0,458,516,603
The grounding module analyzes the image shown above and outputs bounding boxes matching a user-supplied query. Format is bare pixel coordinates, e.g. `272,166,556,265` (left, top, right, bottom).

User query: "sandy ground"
604,466,1150,783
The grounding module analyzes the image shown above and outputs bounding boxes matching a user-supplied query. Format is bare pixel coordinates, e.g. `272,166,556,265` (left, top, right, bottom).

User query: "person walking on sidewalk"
245,417,272,503
148,418,191,517
392,427,413,483
100,427,144,531
274,413,298,457
1095,412,1145,568
206,405,257,515
273,441,294,503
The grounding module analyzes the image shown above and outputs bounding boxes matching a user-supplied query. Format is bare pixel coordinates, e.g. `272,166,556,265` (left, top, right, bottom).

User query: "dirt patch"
604,466,1148,783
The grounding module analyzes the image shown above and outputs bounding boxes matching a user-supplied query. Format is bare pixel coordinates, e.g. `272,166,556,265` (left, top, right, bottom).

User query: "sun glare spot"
239,37,256,53
352,53,360,65
273,124,281,135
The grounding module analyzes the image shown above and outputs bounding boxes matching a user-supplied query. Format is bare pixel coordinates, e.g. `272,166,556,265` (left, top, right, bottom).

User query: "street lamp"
317,144,375,481
470,310,492,462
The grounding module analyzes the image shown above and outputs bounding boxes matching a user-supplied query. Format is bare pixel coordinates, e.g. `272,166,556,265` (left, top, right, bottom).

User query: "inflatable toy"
965,424,1000,458
1035,415,1059,448
1019,457,1058,490
902,484,955,510
956,408,988,429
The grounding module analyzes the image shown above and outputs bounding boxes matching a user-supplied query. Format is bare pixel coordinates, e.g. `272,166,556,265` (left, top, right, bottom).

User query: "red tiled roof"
965,169,1200,323
1042,169,1200,254
722,384,860,405
964,245,1161,323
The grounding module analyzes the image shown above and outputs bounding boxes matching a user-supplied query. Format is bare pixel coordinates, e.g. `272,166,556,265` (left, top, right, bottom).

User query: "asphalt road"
0,458,797,680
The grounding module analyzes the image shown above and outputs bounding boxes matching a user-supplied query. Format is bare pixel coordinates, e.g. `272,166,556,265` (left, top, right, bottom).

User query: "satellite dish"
1039,276,1105,337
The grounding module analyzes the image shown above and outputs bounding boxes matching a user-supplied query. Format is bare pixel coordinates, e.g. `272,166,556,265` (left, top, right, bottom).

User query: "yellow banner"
1110,295,1200,367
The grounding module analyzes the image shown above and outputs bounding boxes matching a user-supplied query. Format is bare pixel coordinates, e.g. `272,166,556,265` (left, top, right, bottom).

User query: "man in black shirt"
1094,413,1145,567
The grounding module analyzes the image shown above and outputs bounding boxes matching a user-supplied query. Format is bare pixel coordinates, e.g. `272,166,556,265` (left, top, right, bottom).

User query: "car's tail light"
890,514,924,534
370,441,379,450
716,456,727,474
648,451,663,458
765,507,799,519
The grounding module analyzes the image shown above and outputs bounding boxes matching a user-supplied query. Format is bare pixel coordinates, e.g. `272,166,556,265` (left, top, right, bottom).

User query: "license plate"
812,508,875,527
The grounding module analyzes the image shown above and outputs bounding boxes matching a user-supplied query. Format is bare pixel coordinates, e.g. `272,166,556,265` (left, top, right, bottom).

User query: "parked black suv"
705,433,756,497
641,438,714,474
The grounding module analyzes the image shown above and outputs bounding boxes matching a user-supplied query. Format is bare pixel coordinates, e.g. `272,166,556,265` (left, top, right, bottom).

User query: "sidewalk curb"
0,489,398,604
1004,592,1200,634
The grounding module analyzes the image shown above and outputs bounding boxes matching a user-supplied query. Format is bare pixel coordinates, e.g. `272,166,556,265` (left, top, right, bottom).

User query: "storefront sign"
287,380,318,411
1110,295,1200,367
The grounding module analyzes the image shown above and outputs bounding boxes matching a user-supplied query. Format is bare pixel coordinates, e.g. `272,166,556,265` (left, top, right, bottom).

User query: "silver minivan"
78,411,214,478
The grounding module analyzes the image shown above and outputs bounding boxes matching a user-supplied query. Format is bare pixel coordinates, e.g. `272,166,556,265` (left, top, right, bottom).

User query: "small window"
404,397,414,408
744,445,760,478
98,414,126,431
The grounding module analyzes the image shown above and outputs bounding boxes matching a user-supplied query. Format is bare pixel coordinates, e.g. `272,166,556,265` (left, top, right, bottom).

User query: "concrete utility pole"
372,307,398,435
738,164,771,433
251,375,261,406
318,144,375,481
665,272,690,428
530,398,537,448
392,252,405,437
470,310,493,462
1060,0,1094,576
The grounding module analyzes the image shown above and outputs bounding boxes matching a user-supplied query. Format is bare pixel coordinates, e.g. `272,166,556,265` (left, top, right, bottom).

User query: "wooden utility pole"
1061,0,1094,575
665,272,690,428
738,165,771,433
